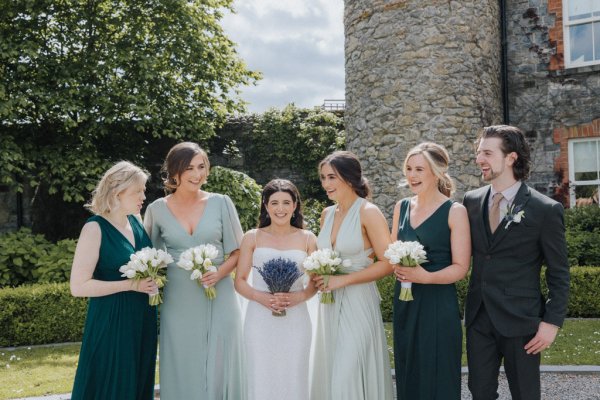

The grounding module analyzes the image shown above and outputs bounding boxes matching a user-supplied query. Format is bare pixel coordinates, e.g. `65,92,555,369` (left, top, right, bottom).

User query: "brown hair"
161,142,210,194
319,151,371,198
476,125,531,180
258,179,304,229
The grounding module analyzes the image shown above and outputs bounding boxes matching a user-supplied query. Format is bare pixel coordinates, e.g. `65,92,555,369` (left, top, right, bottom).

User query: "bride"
234,179,317,400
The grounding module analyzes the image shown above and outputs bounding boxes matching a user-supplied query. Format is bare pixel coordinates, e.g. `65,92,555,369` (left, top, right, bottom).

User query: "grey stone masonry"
344,0,504,218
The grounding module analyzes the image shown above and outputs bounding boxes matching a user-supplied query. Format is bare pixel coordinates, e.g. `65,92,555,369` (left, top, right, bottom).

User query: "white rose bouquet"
119,247,172,306
177,244,220,300
303,248,351,304
384,240,428,301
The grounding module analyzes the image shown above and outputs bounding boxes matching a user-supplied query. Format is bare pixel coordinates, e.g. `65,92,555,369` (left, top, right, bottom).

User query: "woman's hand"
312,274,347,292
272,291,305,311
394,264,431,284
132,277,159,295
200,269,223,288
254,291,283,313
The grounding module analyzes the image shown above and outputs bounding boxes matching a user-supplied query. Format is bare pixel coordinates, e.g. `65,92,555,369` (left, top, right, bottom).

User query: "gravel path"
458,373,600,400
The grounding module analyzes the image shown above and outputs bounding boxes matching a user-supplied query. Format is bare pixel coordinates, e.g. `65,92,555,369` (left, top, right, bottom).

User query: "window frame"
563,0,600,68
568,137,600,207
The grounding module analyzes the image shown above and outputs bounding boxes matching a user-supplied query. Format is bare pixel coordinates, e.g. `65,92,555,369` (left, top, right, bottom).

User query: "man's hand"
524,321,559,354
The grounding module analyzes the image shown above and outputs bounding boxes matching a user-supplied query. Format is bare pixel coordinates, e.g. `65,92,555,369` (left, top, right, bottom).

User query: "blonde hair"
86,161,149,215
161,142,210,194
403,142,456,197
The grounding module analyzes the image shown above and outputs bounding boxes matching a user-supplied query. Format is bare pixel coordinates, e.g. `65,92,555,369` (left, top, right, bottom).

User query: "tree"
0,0,259,203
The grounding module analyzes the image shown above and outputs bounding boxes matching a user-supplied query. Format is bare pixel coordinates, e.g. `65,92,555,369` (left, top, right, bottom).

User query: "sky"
221,0,345,113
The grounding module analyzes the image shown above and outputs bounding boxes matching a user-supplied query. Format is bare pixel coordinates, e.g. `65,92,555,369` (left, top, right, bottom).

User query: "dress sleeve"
143,203,166,251
221,194,244,255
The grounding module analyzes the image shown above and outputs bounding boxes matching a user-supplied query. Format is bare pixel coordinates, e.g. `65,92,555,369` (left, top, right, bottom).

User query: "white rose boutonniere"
504,204,525,229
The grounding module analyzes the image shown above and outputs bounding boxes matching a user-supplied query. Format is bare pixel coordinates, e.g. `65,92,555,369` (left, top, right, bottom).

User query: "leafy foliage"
34,239,77,284
204,166,262,231
564,206,600,266
0,283,87,346
0,0,259,202
302,198,329,235
215,105,344,199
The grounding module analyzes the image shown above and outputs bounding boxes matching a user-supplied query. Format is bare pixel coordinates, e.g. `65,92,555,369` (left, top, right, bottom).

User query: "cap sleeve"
143,202,166,251
220,194,244,255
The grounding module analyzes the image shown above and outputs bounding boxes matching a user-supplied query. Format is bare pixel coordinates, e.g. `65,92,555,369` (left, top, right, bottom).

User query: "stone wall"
506,0,600,196
344,0,504,217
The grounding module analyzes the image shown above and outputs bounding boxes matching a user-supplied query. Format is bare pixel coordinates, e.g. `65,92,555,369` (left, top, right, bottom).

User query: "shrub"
564,206,600,266
303,198,329,235
33,239,77,283
0,282,87,346
0,228,53,287
204,165,262,231
377,266,599,322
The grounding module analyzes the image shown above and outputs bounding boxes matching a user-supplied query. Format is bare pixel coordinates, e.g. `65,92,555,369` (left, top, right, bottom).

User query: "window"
564,0,600,68
568,137,600,207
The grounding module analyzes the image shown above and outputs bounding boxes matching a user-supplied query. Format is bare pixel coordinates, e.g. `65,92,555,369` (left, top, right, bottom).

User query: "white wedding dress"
244,247,313,400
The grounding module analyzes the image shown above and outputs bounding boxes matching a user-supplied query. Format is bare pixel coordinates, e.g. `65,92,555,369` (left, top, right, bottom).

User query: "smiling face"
177,154,208,192
320,163,354,202
265,191,296,226
476,137,516,183
117,180,146,215
405,153,438,195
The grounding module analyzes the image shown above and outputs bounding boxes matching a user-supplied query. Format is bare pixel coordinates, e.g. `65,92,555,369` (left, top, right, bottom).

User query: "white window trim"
563,0,600,68
568,137,600,207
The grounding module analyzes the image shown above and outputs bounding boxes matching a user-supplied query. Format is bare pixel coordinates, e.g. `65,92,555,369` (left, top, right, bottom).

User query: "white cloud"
222,0,345,113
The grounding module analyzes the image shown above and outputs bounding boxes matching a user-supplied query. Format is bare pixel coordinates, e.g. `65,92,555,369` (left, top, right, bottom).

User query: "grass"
0,320,598,399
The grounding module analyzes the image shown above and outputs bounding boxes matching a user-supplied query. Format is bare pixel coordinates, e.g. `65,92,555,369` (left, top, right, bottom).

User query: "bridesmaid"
235,179,317,400
144,142,245,399
391,142,471,399
311,151,394,400
70,161,158,400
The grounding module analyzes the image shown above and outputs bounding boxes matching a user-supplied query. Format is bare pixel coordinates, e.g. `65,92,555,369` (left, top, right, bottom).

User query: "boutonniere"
504,204,525,229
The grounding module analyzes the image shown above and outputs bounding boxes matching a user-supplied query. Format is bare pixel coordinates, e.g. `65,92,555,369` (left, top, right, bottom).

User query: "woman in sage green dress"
391,142,471,400
71,161,158,400
144,142,245,400
311,151,394,400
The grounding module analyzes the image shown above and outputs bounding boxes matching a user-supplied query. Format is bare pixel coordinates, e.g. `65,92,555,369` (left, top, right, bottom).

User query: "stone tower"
344,0,504,215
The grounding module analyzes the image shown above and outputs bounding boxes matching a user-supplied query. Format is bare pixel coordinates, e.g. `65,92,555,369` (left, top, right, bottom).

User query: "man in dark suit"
463,125,570,400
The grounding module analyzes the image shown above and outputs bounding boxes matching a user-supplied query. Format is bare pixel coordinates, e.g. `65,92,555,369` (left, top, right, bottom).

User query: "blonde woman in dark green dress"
144,142,245,399
390,142,471,400
70,161,158,400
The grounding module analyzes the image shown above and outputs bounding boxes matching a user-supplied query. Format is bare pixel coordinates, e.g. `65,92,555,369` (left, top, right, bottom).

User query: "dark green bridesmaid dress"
393,198,462,400
71,215,158,400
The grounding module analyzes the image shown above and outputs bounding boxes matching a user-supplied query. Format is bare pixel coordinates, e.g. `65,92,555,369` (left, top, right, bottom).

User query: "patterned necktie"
489,193,504,234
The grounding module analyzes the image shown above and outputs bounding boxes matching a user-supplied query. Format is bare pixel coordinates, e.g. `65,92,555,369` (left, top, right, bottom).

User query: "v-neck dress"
393,198,462,400
310,197,394,400
143,194,245,400
71,215,157,400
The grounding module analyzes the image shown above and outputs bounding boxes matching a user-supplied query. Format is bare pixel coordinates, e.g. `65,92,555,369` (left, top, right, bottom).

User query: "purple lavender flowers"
254,257,303,316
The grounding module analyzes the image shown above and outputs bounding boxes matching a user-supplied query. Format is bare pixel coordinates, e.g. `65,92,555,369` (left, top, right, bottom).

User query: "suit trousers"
466,304,540,400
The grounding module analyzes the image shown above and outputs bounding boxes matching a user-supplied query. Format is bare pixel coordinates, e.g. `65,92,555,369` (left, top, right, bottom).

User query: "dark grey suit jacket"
463,183,570,337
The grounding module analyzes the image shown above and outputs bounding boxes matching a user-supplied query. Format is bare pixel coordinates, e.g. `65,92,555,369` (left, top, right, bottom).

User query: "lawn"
0,319,598,399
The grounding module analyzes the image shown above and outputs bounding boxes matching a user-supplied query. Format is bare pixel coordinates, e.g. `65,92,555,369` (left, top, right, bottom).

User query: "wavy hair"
85,161,149,215
161,142,210,194
258,179,304,229
403,142,456,197
477,125,531,180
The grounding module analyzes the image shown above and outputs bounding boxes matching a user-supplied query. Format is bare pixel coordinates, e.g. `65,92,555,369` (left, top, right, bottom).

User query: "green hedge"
0,282,87,346
0,268,598,347
564,206,600,266
377,266,599,322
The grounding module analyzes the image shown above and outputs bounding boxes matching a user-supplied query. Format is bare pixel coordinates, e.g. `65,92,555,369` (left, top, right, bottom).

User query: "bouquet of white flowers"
177,244,220,300
119,247,172,306
384,240,428,301
303,248,351,304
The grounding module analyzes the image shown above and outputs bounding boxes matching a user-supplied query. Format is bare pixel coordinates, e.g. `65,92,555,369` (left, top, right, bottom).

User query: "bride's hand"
273,291,304,310
255,291,282,313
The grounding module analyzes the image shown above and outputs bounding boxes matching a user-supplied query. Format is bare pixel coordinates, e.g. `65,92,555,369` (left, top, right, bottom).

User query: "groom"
463,125,570,400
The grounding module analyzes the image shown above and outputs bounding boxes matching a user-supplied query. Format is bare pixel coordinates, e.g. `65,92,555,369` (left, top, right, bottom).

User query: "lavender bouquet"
254,257,303,316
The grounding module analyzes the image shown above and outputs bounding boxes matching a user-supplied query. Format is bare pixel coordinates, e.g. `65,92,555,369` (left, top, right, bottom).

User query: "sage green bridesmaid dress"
393,198,462,400
144,193,245,400
71,215,157,400
311,197,394,400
